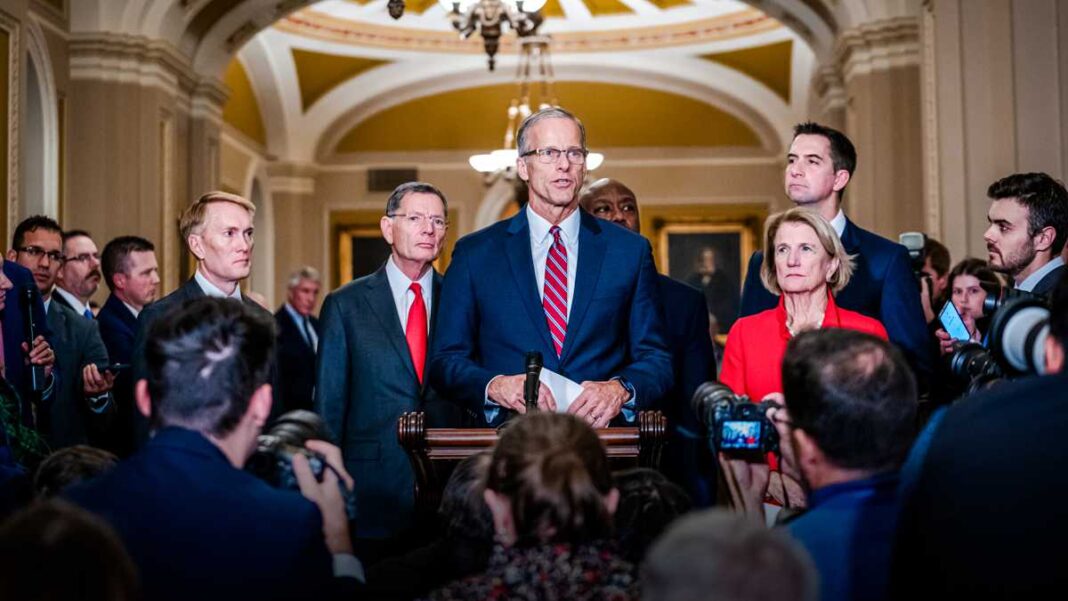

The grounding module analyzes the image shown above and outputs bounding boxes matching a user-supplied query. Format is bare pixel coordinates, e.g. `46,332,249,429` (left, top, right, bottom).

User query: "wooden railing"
397,411,667,515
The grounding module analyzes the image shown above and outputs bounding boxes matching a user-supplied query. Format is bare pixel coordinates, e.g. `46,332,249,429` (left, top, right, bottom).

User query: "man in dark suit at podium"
430,108,672,428
274,266,321,414
738,122,931,377
580,177,717,505
316,181,454,544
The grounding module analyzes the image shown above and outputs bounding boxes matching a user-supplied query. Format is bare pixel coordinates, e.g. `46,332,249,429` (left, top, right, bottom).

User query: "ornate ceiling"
220,0,818,161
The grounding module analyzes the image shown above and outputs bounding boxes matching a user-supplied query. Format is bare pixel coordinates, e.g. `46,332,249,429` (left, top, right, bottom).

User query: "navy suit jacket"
738,217,931,376
275,307,320,414
315,266,455,539
97,294,139,455
429,208,672,424
1,260,51,412
657,275,715,435
67,427,337,601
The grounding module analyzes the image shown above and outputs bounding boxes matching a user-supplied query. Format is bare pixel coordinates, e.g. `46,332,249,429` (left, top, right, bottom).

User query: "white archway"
22,18,59,219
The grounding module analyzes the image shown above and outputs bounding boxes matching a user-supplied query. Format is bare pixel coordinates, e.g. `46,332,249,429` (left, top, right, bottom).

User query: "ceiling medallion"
388,0,547,70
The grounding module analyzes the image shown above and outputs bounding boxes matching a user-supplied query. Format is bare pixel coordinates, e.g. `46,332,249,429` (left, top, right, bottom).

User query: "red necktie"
543,226,568,357
406,282,427,384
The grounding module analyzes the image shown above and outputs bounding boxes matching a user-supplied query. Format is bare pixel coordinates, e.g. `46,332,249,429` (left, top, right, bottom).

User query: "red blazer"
720,292,888,401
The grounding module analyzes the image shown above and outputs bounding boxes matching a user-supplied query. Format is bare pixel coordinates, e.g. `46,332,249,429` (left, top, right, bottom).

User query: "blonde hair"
760,207,854,296
178,191,256,243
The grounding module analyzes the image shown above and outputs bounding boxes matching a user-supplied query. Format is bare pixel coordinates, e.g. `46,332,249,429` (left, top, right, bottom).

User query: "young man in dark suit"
7,217,113,449
68,297,361,601
579,177,717,506
275,266,321,414
316,182,455,545
738,122,931,378
97,236,159,456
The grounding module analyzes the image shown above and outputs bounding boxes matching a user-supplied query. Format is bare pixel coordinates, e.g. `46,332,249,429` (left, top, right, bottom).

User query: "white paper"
539,368,585,413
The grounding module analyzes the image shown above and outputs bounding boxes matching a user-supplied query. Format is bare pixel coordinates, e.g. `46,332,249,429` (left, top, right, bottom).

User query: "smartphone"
938,301,972,342
98,363,130,375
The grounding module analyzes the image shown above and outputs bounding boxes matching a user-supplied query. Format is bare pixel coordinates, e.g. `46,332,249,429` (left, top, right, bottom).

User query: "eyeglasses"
16,246,63,263
520,147,589,165
63,252,100,264
388,213,448,230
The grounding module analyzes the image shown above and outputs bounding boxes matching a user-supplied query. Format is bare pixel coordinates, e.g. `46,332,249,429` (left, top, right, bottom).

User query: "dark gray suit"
315,265,457,540
45,299,112,449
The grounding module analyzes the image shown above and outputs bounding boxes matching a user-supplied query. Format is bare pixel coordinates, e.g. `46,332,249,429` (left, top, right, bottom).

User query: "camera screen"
719,420,762,450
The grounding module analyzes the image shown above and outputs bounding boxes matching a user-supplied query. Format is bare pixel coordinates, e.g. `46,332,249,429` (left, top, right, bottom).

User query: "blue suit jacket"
67,427,336,601
738,218,931,376
657,275,715,434
96,294,139,455
429,208,672,424
1,260,51,414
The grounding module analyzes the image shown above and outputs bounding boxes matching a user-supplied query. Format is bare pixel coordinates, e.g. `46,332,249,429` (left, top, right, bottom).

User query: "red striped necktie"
543,226,568,357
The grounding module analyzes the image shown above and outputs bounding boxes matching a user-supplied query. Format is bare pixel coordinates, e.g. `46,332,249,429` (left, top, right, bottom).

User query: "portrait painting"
658,224,751,334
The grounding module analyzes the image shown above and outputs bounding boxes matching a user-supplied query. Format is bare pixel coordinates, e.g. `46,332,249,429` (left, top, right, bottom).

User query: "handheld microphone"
524,351,543,411
20,286,47,392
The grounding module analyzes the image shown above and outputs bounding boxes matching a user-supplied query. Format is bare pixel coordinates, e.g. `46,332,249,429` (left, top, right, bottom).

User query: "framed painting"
644,204,765,337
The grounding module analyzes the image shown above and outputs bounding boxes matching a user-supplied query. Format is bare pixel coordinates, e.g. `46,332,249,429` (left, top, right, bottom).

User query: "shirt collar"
526,204,581,246
121,300,141,318
830,208,847,238
194,269,243,301
54,286,91,315
385,254,434,296
1016,256,1064,292
283,302,307,325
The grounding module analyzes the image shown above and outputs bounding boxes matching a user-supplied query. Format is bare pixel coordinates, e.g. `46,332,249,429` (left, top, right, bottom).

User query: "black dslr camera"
245,410,357,520
692,382,781,459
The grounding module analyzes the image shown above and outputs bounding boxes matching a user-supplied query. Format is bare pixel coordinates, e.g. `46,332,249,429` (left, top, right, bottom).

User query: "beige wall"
929,0,1068,262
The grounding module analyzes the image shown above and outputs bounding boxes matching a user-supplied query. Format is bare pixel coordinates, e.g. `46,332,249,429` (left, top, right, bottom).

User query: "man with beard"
982,172,1067,296
53,230,103,319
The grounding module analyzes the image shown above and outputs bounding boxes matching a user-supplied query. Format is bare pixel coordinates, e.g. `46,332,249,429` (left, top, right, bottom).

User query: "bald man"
580,178,717,505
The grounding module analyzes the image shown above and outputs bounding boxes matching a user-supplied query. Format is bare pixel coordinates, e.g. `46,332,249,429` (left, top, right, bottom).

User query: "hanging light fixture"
435,0,546,70
469,36,604,173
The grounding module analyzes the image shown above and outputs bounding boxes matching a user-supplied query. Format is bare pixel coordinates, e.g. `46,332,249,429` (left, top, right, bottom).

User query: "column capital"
835,17,920,82
267,162,317,196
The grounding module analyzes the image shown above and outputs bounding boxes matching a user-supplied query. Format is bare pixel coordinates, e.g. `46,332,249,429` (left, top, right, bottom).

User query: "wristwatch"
612,376,636,402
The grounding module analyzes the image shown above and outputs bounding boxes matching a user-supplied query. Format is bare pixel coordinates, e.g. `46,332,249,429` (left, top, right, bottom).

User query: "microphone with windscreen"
524,351,543,411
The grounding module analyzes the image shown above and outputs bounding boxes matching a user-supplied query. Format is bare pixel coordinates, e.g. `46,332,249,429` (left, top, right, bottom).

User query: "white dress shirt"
54,286,92,317
194,270,244,301
1017,256,1064,292
527,204,580,320
830,208,847,238
384,255,433,333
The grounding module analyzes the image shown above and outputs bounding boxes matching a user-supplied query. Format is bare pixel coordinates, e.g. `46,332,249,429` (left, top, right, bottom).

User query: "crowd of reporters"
0,113,1066,600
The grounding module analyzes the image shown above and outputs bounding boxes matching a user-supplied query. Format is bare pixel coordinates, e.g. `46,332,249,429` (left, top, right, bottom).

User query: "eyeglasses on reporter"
15,246,64,263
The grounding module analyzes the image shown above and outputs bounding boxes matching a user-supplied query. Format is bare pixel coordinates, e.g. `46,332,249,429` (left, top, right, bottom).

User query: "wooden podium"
398,411,667,516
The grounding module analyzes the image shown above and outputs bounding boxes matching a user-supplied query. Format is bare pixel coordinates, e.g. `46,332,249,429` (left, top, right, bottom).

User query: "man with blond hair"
132,191,273,444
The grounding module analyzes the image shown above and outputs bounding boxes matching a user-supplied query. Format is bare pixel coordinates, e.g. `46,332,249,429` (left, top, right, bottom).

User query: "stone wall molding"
835,17,920,83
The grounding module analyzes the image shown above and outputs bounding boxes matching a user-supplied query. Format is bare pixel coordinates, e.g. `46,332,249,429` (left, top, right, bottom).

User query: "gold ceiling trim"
275,8,781,53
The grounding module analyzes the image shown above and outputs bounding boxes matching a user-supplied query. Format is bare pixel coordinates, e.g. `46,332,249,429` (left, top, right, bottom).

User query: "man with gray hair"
317,181,459,550
643,509,818,601
275,266,322,413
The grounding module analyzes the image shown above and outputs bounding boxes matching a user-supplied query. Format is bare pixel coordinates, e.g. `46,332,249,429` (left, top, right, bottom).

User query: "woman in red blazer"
720,208,887,402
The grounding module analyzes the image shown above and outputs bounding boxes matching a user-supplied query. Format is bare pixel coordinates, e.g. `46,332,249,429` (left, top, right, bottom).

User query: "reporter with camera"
68,298,361,601
720,208,887,403
721,329,918,601
892,273,1068,597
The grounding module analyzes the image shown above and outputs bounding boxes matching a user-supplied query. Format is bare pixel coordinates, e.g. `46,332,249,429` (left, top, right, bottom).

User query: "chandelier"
469,36,604,173
387,0,547,70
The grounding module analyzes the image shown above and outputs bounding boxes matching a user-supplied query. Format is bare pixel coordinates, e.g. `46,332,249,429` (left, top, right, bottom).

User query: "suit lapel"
560,212,606,363
505,211,556,358
365,267,419,381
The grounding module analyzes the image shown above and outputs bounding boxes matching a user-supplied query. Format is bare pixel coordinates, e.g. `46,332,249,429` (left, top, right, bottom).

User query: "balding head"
579,178,640,233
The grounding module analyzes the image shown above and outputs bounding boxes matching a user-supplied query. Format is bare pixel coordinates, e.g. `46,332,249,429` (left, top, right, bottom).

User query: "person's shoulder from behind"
837,305,889,339
2,259,34,285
